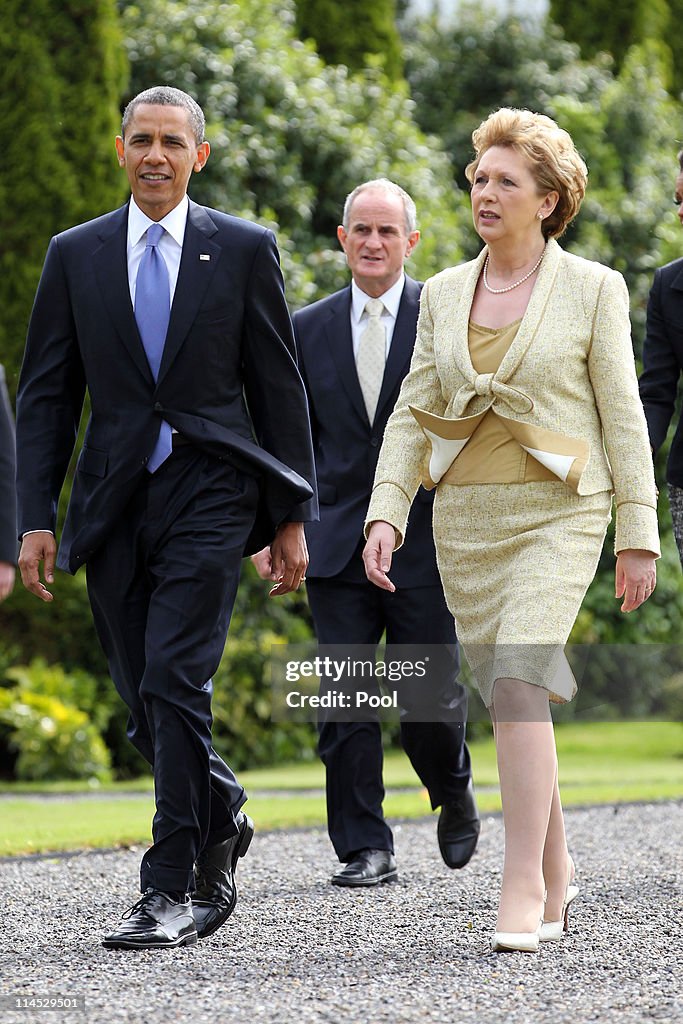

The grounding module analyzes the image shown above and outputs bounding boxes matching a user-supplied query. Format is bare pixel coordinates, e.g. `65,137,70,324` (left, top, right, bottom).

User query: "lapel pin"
199,254,211,261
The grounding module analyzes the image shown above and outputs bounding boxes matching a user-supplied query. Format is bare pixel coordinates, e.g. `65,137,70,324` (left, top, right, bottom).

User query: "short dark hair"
677,147,683,172
121,86,205,145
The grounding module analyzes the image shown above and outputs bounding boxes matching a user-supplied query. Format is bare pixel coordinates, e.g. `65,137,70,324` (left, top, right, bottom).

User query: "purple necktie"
135,222,173,472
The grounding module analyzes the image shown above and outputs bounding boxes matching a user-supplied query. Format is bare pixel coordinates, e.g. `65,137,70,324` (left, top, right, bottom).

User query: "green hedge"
0,662,111,781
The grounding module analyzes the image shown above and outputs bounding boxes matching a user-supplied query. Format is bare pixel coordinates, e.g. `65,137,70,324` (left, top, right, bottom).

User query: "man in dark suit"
639,156,683,568
15,87,316,949
254,180,478,885
0,364,17,602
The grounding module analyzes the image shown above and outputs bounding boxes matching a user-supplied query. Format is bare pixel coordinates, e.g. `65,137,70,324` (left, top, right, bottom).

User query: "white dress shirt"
350,273,405,359
127,194,188,305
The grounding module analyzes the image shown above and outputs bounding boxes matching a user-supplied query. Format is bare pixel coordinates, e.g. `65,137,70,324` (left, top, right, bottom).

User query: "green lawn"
1,721,680,856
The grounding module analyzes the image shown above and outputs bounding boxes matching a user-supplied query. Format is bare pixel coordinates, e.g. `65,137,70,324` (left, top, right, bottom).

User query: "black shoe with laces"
102,889,197,950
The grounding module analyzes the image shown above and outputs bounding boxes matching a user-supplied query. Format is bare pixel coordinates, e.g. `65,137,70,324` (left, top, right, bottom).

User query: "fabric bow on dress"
409,364,590,493
452,373,534,417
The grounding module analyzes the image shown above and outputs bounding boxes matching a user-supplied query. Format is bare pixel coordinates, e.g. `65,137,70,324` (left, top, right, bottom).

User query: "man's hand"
363,521,397,592
266,522,308,596
18,531,57,602
0,562,15,602
615,548,657,613
250,546,274,580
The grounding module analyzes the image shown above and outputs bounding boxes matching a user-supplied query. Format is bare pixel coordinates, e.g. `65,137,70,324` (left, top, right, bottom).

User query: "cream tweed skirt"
432,482,612,707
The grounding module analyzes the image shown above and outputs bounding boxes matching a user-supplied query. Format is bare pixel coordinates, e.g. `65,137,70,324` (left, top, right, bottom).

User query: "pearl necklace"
482,246,546,294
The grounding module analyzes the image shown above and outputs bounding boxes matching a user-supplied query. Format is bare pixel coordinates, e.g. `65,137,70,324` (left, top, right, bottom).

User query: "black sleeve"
15,237,86,536
0,365,17,562
639,268,682,453
241,230,318,523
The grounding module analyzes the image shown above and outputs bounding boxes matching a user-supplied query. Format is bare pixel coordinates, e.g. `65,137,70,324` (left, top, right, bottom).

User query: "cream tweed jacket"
366,238,660,556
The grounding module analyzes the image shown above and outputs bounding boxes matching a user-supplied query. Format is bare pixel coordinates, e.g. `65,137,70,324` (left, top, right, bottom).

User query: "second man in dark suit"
255,180,479,885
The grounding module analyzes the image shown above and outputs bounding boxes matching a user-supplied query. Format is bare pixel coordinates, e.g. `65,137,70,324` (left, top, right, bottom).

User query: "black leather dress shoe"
437,780,481,869
102,889,197,950
191,812,254,939
331,849,398,887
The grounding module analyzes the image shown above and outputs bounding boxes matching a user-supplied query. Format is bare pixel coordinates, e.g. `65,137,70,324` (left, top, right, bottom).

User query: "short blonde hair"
465,108,588,240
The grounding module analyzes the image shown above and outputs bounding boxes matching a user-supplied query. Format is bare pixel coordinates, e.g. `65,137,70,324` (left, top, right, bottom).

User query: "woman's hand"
363,521,397,592
615,549,657,612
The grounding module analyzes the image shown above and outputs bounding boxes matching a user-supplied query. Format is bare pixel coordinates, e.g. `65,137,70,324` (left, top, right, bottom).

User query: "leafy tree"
569,40,681,320
48,0,128,224
549,0,670,70
0,1,79,396
295,0,403,80
0,0,127,396
665,0,683,96
551,0,683,96
122,0,470,305
405,11,614,190
403,9,680,340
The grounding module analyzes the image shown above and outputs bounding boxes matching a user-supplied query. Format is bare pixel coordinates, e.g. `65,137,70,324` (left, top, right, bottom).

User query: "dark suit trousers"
86,447,258,893
305,576,471,862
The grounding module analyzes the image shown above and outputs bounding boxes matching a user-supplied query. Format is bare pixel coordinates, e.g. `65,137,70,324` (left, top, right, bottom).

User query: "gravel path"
1,802,681,1024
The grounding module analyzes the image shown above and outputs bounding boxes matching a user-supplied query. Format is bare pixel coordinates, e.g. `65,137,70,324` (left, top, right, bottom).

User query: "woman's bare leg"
542,766,574,922
491,678,555,932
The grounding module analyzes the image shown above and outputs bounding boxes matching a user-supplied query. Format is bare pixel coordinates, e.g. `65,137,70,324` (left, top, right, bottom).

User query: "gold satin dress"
430,320,612,706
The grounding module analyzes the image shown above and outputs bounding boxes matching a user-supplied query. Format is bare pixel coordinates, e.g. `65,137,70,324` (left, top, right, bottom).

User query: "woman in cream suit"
363,109,659,952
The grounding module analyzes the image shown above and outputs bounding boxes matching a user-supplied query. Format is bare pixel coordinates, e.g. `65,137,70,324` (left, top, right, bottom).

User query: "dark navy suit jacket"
294,276,441,588
16,200,317,573
639,257,683,487
0,365,17,564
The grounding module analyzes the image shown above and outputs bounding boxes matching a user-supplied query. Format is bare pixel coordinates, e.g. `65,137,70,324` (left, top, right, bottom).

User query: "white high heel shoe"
539,883,579,942
490,921,542,953
491,891,545,952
